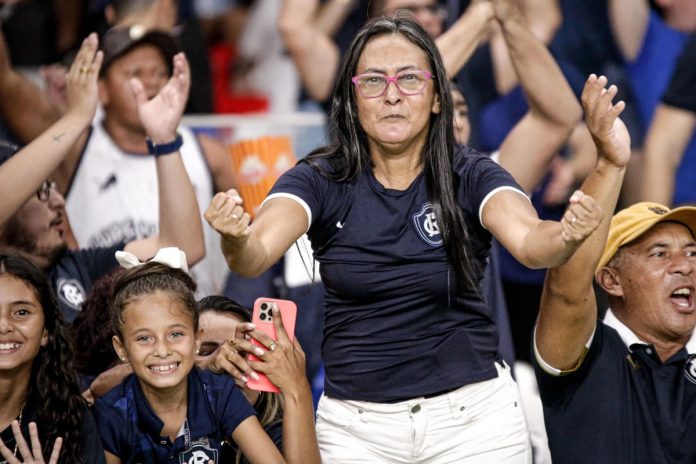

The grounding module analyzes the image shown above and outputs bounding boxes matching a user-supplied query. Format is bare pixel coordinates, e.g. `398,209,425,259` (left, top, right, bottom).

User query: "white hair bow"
115,247,189,273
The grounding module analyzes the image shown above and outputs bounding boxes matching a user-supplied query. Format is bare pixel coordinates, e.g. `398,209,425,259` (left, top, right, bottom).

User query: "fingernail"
255,348,265,356
241,375,249,383
251,372,260,381
246,323,256,329
272,306,279,314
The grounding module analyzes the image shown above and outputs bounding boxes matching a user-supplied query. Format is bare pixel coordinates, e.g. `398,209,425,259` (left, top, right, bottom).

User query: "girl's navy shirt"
268,146,526,402
93,368,255,463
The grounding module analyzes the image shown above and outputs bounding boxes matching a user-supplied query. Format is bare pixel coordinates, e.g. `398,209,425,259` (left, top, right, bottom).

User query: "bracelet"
146,132,183,156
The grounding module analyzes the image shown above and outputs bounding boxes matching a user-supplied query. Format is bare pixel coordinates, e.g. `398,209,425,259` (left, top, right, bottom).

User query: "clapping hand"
64,33,103,126
581,74,631,169
131,52,190,144
0,422,62,464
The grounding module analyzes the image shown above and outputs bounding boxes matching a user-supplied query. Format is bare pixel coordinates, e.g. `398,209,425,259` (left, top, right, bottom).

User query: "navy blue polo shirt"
93,368,255,464
534,311,696,464
48,243,123,323
267,146,525,402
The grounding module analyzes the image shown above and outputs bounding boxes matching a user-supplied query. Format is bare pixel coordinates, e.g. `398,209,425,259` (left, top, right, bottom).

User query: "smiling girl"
93,258,294,463
0,251,105,464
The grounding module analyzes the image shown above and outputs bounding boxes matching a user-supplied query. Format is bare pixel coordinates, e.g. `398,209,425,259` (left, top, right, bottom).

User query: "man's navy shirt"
93,368,255,464
535,311,696,464
48,243,122,323
268,146,526,402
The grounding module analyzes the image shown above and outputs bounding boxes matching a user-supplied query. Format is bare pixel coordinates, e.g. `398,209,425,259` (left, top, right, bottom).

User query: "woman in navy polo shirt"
205,14,601,464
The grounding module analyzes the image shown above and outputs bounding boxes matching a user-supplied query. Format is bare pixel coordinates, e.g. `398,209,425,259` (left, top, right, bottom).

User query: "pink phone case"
246,297,298,392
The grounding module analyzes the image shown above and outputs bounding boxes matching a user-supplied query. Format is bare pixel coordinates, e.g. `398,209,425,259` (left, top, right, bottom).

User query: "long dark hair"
302,14,479,290
0,251,85,463
73,269,123,376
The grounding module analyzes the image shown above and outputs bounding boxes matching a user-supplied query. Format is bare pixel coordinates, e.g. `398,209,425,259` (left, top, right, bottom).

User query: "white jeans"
316,363,531,464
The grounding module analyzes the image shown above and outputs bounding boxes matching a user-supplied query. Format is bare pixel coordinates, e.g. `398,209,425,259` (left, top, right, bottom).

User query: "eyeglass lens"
36,181,56,201
355,72,429,97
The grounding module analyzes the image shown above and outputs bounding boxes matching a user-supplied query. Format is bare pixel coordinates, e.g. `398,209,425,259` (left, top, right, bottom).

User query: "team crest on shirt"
179,441,218,464
56,278,87,310
685,355,696,385
413,203,442,247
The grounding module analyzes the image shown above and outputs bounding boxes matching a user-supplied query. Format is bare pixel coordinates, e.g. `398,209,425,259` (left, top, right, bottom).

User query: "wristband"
146,133,183,156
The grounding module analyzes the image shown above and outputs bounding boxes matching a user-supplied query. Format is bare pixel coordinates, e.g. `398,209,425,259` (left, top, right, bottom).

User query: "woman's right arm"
205,192,308,277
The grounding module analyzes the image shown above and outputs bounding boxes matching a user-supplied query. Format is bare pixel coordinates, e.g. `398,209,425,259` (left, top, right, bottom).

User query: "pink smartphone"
246,297,298,392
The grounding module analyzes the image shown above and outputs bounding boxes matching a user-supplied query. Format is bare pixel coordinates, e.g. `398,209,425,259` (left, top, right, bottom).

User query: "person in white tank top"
0,33,206,318
0,25,235,297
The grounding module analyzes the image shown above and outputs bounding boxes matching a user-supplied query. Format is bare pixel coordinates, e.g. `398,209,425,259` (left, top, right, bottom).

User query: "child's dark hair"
0,249,85,463
196,295,252,322
73,268,123,376
111,262,198,336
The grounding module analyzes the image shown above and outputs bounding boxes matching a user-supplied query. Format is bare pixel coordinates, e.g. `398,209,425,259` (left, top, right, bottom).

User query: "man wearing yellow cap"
534,85,696,462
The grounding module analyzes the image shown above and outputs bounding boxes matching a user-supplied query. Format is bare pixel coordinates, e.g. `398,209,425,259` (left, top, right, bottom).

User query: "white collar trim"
603,308,696,354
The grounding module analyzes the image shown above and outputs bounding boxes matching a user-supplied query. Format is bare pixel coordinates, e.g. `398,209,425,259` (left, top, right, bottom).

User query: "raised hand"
559,190,603,244
581,74,631,169
65,33,103,126
0,422,62,464
490,0,521,22
130,52,190,143
204,189,251,242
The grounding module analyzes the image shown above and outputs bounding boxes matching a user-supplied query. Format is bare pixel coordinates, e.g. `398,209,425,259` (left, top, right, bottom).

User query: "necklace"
12,403,25,458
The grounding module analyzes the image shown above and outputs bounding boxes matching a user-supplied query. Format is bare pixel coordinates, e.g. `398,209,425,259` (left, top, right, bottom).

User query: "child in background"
93,250,303,463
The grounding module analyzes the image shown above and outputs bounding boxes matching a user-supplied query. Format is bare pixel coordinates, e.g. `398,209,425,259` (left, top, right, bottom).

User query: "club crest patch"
56,278,86,310
413,203,442,247
685,355,696,385
179,441,218,464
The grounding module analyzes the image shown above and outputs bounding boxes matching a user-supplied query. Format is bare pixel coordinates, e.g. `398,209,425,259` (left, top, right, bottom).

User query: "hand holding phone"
246,298,298,392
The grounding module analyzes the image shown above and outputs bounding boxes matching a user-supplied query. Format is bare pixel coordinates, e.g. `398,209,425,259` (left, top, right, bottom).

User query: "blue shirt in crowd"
535,311,696,464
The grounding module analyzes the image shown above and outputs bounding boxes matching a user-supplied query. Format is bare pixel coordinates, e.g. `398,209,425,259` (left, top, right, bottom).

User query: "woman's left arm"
482,188,602,269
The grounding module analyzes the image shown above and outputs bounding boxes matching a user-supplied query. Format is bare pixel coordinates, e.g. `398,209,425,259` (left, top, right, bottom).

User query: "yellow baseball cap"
596,202,696,274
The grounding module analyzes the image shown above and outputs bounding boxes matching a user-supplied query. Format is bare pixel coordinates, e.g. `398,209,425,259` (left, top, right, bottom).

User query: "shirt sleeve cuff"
478,186,530,230
533,325,595,376
261,193,312,234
